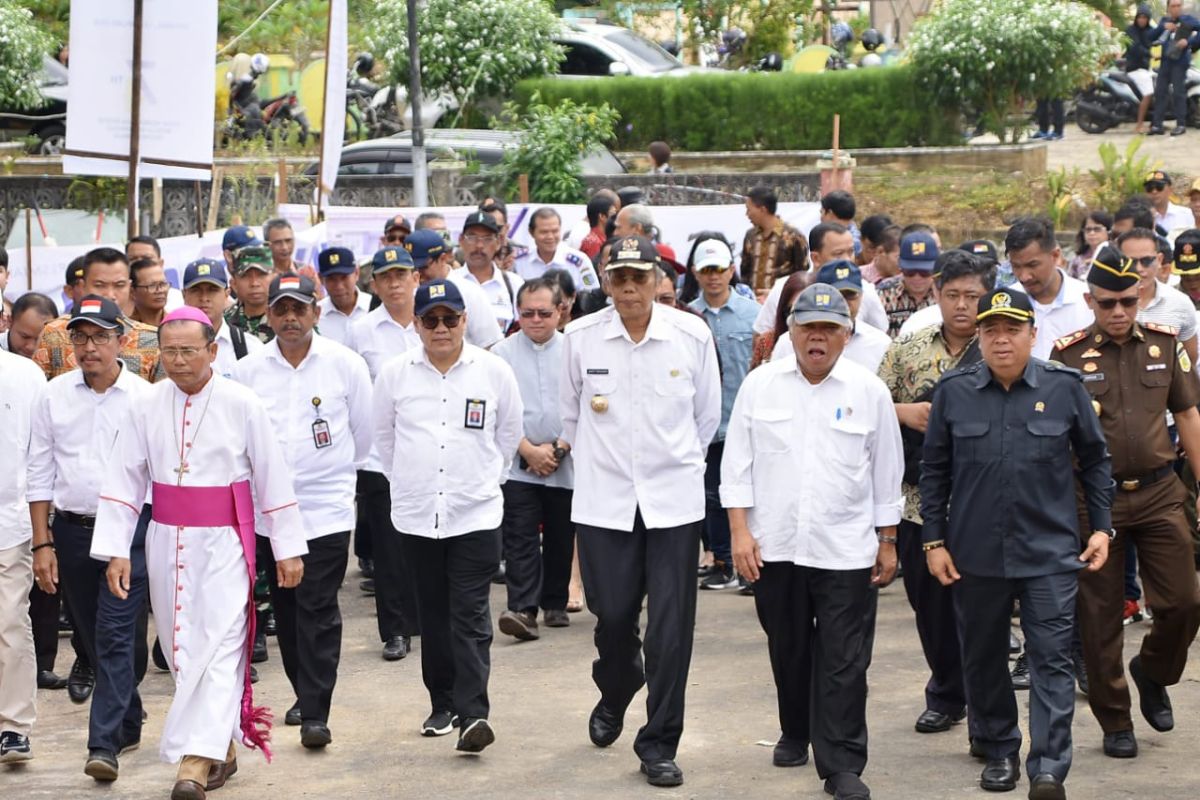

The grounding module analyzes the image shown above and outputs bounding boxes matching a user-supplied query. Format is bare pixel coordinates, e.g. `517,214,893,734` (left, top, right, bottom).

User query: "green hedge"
515,66,961,151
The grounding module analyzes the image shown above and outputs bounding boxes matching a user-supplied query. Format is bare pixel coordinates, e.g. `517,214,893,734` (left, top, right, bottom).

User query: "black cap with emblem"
976,288,1035,323
1085,244,1139,291
605,235,659,271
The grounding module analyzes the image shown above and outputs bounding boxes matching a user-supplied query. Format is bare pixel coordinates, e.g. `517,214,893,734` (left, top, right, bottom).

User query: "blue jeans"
1152,58,1190,129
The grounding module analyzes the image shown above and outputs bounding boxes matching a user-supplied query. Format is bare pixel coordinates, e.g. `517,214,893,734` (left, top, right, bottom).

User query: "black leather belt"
1114,464,1174,492
55,508,96,528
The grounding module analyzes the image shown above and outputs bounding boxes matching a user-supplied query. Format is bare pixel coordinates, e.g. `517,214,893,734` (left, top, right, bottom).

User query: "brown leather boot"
171,755,211,800
206,742,238,790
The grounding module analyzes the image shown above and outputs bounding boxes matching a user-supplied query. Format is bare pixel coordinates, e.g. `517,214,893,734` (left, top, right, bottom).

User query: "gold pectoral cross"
174,463,189,484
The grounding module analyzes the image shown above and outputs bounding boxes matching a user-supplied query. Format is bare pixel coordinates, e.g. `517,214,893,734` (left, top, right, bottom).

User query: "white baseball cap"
693,239,733,271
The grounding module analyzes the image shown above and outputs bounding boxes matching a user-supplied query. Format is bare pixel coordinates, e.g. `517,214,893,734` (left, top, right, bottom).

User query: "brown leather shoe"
206,756,238,790
170,779,206,800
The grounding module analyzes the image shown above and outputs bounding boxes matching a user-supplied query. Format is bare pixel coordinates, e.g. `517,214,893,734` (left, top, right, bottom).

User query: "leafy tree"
0,1,54,109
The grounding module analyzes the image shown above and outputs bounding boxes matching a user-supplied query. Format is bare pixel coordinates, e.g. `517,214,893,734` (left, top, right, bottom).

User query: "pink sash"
151,480,272,760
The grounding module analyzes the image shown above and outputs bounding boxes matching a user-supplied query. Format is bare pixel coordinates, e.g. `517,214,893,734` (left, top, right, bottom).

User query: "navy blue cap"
371,246,414,274
318,247,356,276
789,283,851,328
404,229,447,267
899,232,939,272
816,259,863,292
183,258,229,289
222,225,261,251
414,279,465,316
68,294,124,331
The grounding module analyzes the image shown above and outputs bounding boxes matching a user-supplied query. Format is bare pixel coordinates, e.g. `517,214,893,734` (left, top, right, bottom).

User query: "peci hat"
1086,245,1139,291
371,246,415,274
183,258,228,289
606,235,660,271
269,274,317,306
233,245,272,274
899,232,939,272
222,225,261,252
976,288,1034,323
461,210,501,235
414,279,465,316
404,229,447,268
692,239,734,271
68,294,124,331
816,259,863,293
789,282,852,328
318,246,357,277
956,239,999,265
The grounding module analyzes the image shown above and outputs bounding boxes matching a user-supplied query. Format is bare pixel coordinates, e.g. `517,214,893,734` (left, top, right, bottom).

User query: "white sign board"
62,0,219,181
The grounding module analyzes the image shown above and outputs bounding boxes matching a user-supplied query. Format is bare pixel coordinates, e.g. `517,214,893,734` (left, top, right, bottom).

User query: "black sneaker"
699,567,739,591
84,749,118,781
421,710,459,737
737,576,754,596
1073,646,1089,695
358,557,374,579
360,578,376,595
0,730,32,763
455,718,495,753
1011,653,1031,690
152,638,169,671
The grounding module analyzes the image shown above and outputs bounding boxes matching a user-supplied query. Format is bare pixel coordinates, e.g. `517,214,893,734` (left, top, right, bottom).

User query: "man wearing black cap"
453,210,524,334
1141,171,1195,234
406,228,502,350
316,246,370,346
182,258,262,380
560,235,721,787
373,278,523,754
920,288,1114,799
233,274,373,749
723,283,901,800
225,246,275,344
380,214,411,248
1051,248,1200,761
1175,230,1200,308
27,295,151,780
345,246,423,661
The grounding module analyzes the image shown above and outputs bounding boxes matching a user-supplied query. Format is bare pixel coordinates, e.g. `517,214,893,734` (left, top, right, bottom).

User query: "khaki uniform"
1052,322,1200,734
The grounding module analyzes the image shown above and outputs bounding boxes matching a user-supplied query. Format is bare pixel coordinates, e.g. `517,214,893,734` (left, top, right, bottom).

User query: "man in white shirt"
1117,231,1200,361
1005,217,1095,360
0,346,46,764
233,274,373,750
514,207,600,293
26,296,151,780
722,283,902,800
560,235,721,788
406,229,502,350
492,278,575,641
1144,171,1195,236
452,211,524,334
345,246,423,662
314,247,371,346
180,259,262,379
772,260,891,372
373,279,523,754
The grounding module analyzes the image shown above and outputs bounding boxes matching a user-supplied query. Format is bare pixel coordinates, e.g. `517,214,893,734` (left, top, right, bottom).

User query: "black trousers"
353,470,373,561
259,531,350,724
898,519,967,717
1153,59,1190,129
954,571,1077,782
400,527,500,722
360,471,420,640
702,441,733,565
54,511,150,752
500,480,574,614
1035,98,1065,134
754,561,872,779
576,511,701,762
28,582,65,673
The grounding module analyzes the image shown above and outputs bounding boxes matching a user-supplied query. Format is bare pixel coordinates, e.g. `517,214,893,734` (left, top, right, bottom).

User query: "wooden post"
518,174,530,204
194,181,204,236
25,208,33,291
276,158,289,206
206,166,223,232
830,113,841,190
126,0,145,239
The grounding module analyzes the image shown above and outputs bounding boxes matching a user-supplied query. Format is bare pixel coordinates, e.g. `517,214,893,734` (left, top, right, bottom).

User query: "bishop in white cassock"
90,307,307,799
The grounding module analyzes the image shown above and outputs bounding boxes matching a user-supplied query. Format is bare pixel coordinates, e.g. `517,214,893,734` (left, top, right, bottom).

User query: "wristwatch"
553,446,568,461
1099,528,1117,542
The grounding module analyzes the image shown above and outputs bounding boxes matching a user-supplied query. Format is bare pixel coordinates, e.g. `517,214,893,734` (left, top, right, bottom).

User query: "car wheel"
36,124,66,155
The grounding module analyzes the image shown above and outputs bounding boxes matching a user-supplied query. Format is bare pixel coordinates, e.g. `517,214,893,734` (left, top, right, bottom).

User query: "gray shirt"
492,330,573,489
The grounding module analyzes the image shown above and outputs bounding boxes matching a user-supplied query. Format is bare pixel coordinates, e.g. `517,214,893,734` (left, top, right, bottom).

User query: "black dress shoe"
359,578,376,595
1009,632,1022,656
543,609,570,628
300,720,332,749
382,635,410,661
588,701,623,748
1148,127,1165,135
358,557,374,579
250,665,259,684
67,659,95,704
251,632,268,663
1102,729,1137,758
915,708,965,733
1028,773,1066,800
1010,653,1030,690
456,718,496,753
285,703,302,726
263,611,277,637
1129,655,1173,731
1170,127,1187,137
640,758,683,787
84,748,119,781
980,755,1020,792
772,736,808,767
37,670,68,690
152,638,169,671
1072,646,1088,695
491,562,507,585
823,771,871,799
498,610,539,641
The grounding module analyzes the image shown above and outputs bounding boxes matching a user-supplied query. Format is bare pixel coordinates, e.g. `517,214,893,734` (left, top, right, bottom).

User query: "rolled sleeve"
719,374,757,509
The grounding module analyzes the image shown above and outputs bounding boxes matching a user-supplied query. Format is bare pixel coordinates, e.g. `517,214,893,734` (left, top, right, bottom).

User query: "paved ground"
974,126,1199,176
4,570,1199,800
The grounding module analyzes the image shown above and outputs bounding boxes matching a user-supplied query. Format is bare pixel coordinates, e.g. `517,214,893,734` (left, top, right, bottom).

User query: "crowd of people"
1,170,1200,800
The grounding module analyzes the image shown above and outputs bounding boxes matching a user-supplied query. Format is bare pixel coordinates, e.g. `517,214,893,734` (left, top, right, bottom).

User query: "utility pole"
407,0,428,207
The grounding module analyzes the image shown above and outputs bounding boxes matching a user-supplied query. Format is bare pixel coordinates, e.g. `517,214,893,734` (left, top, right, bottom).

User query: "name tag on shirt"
1082,373,1106,382
465,398,486,429
586,368,609,375
312,419,332,448
1146,363,1167,371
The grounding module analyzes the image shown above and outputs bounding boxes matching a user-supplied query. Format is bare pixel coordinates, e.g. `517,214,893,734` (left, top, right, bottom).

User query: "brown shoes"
206,756,238,790
170,779,207,800
498,610,539,641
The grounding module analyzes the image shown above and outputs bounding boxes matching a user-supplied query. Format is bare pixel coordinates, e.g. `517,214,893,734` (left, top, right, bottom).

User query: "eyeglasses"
136,281,170,292
68,331,116,346
519,308,555,320
420,313,462,330
1083,225,1108,235
461,234,498,245
160,346,205,360
384,233,406,244
1093,296,1139,310
1130,255,1160,268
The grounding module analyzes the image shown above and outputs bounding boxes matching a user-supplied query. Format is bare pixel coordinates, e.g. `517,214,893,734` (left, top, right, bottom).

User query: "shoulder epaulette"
1053,329,1089,351
1143,321,1180,337
941,361,984,380
1042,361,1082,377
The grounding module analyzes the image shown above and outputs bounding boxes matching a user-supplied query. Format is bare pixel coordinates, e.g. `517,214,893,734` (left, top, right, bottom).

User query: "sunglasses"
1129,255,1160,268
901,269,932,278
1093,296,1139,310
420,313,461,330
1144,182,1167,192
695,266,730,275
384,233,407,244
519,308,555,319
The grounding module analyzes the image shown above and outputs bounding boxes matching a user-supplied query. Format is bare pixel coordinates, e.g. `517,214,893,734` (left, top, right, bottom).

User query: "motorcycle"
345,52,405,142
1075,64,1200,134
222,52,311,146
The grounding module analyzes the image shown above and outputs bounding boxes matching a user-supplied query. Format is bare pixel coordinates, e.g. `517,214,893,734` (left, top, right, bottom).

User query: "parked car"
308,128,627,177
553,19,714,78
0,56,68,154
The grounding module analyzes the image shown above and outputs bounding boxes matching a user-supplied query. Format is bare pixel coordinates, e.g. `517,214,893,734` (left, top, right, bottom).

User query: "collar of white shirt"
264,332,331,369
602,304,672,344
70,360,138,395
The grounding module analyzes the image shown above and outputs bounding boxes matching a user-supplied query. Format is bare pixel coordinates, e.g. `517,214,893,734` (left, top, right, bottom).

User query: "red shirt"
580,226,606,261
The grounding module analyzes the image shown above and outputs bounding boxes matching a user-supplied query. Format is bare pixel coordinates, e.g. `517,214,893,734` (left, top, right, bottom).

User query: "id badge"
312,419,332,449
464,398,486,430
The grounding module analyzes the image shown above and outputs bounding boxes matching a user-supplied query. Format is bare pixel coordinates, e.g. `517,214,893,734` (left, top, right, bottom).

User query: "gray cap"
789,282,852,328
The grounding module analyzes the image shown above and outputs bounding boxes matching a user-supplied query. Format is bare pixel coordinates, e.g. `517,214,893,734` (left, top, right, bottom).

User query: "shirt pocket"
583,374,618,417
751,407,792,454
950,420,990,463
1026,418,1071,463
829,420,870,468
653,370,697,430
1138,367,1171,411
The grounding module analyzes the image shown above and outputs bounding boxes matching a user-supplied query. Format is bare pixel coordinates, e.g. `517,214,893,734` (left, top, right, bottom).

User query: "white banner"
318,0,349,207
62,0,219,181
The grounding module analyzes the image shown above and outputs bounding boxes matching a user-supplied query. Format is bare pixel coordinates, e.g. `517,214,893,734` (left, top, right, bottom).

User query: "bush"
0,1,53,110
515,67,960,151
